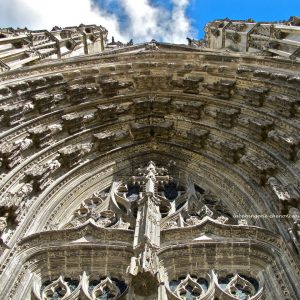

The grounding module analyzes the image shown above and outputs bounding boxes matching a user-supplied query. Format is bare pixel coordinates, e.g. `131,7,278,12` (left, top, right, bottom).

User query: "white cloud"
119,0,193,43
119,0,167,42
168,0,192,43
0,0,194,43
0,0,123,40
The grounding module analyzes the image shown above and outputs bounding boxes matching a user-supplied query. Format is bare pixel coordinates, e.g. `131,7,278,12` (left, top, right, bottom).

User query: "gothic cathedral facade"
0,19,300,299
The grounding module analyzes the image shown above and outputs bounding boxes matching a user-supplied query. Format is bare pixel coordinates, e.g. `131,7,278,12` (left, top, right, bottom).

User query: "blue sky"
188,0,300,38
0,0,299,43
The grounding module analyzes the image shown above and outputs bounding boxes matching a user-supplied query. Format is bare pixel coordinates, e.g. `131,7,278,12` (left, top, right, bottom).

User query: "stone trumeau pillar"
127,161,169,299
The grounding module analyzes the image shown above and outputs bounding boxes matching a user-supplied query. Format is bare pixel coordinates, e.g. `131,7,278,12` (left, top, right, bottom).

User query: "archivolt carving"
10,162,288,300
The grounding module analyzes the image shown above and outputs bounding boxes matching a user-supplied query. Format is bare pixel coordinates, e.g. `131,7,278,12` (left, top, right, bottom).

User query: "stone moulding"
19,219,134,249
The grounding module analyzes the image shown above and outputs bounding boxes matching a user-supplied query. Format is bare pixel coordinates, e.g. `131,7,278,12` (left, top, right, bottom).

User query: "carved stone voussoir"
97,103,118,122
116,101,133,115
93,131,115,149
0,86,11,98
239,86,269,107
211,139,245,163
0,142,22,169
253,69,271,79
236,65,253,75
133,74,172,91
7,81,29,94
61,113,84,134
26,77,47,88
66,84,99,105
152,97,171,114
267,94,300,117
99,79,133,97
247,117,274,141
25,159,61,191
93,129,129,151
240,155,276,185
130,122,173,141
268,130,300,161
267,177,300,213
0,104,24,126
133,97,150,115
188,128,209,147
171,75,204,94
216,108,240,128
32,92,55,113
44,73,64,84
172,100,205,120
28,125,53,148
206,79,236,100
58,143,92,167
